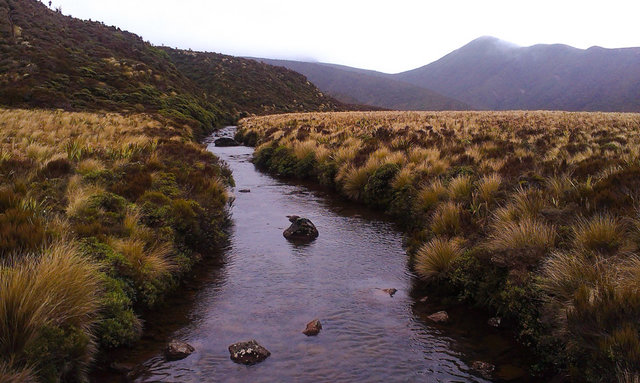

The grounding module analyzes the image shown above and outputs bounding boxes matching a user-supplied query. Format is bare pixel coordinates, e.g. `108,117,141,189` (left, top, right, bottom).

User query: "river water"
104,127,535,382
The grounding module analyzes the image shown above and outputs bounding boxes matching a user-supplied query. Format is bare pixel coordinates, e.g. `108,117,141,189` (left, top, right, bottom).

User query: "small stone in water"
303,319,322,336
488,317,502,327
427,311,449,323
164,340,195,361
382,288,397,297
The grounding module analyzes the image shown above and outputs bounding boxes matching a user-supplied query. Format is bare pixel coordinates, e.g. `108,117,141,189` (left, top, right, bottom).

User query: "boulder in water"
164,340,195,361
283,216,319,242
214,137,240,147
303,319,322,336
228,340,271,365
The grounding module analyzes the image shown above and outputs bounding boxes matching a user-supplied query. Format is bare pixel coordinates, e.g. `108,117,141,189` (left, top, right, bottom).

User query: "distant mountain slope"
0,0,346,134
395,36,640,112
253,58,470,111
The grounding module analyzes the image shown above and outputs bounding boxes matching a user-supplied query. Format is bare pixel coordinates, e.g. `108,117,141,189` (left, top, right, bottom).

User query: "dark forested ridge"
0,0,346,135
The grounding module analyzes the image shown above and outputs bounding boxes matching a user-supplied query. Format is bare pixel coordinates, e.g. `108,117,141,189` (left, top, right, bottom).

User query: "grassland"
0,108,231,382
237,111,640,382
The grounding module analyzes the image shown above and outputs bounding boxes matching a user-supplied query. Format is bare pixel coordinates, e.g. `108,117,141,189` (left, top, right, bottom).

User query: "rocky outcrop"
164,340,195,361
228,340,271,365
303,319,322,336
283,216,319,242
214,137,240,147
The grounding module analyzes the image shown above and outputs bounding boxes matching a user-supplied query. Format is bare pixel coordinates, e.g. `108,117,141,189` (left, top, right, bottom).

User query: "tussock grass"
0,108,231,379
415,237,464,280
476,173,502,205
0,241,100,364
572,214,632,255
430,201,463,236
487,217,556,260
415,179,448,213
448,174,473,202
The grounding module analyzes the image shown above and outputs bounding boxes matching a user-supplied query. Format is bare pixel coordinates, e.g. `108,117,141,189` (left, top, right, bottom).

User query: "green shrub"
363,163,400,209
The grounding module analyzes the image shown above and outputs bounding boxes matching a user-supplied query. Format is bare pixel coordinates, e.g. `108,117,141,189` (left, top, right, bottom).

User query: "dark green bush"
363,163,400,209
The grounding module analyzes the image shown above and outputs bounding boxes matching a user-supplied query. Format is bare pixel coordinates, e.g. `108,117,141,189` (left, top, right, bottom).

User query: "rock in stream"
228,340,271,365
283,215,319,242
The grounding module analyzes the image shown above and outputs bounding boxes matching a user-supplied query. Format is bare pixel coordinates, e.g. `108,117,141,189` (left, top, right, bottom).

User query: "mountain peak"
463,36,520,50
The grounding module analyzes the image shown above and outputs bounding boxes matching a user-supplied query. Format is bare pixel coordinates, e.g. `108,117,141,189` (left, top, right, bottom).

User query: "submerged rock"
381,288,397,297
214,137,240,147
427,311,449,323
228,340,271,365
164,340,195,361
283,216,319,242
303,319,322,336
471,360,495,379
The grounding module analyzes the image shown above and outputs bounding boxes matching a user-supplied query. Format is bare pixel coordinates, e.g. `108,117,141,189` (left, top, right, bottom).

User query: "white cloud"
47,0,640,73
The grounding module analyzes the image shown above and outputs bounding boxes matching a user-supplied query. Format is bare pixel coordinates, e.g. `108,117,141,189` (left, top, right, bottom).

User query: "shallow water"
100,127,536,383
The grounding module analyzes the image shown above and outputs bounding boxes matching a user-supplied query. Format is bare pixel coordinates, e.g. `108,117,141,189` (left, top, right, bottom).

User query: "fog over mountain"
255,37,640,112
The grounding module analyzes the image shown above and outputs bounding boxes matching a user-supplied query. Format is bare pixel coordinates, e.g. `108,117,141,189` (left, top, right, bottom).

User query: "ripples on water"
118,127,534,383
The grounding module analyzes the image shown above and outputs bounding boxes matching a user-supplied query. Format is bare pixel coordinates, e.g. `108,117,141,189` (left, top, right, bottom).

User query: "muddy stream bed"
96,127,537,382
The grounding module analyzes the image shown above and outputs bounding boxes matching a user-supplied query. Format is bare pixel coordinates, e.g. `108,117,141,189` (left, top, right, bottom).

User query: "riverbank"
236,111,640,382
99,126,536,382
0,108,231,382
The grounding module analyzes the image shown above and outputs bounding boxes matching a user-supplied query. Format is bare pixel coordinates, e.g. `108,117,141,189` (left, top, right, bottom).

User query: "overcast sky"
46,0,640,73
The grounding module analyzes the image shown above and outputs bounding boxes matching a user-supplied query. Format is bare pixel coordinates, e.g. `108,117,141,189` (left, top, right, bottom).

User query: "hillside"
0,0,345,135
164,49,345,120
253,58,470,111
396,36,640,111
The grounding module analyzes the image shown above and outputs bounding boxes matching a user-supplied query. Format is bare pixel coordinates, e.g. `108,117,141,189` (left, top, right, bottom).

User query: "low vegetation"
0,108,231,381
237,110,640,382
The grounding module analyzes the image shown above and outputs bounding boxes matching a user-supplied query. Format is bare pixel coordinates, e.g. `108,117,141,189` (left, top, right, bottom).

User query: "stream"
100,127,536,382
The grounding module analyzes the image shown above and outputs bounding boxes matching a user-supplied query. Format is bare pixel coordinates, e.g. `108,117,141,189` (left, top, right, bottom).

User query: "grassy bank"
0,108,231,382
237,111,640,382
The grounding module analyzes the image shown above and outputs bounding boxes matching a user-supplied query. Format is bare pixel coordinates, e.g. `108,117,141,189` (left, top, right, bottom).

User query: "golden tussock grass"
415,237,464,281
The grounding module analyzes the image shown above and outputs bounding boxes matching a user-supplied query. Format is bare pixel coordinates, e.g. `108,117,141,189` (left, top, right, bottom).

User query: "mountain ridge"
254,36,640,112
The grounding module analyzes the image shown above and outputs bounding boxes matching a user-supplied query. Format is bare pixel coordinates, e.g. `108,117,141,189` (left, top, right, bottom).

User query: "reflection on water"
101,127,536,383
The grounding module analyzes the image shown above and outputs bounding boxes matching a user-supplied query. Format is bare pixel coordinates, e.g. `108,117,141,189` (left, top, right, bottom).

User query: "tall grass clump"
0,241,100,379
487,217,556,266
415,237,464,281
475,173,502,205
415,179,448,213
448,174,473,202
430,201,463,236
572,214,632,255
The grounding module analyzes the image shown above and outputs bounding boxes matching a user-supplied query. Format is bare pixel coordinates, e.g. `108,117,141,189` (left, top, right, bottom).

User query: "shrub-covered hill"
163,49,347,120
0,0,346,136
